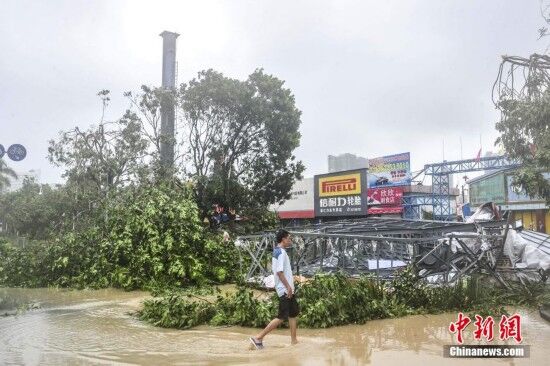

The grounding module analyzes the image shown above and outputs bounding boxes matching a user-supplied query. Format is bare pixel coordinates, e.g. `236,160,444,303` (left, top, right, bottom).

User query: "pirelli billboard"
314,168,368,217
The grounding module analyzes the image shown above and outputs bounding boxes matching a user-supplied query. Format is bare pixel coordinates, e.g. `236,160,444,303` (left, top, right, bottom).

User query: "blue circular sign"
7,144,27,161
0,144,5,158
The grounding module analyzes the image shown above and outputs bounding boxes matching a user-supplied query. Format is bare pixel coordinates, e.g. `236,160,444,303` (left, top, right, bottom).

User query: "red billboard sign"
367,187,404,206
367,187,403,215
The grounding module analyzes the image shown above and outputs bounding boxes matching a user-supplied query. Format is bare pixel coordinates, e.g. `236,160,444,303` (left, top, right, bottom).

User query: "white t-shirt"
272,246,294,297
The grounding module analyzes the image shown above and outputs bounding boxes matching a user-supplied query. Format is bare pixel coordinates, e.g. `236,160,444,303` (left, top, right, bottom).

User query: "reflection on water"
0,287,549,365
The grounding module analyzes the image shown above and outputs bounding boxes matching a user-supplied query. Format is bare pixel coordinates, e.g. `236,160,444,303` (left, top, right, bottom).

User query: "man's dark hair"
276,229,290,243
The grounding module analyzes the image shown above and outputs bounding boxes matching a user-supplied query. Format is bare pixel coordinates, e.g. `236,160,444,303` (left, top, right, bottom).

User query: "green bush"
99,185,239,289
0,184,241,290
140,294,216,329
297,273,409,327
0,239,48,287
135,272,447,329
139,269,550,330
211,287,278,327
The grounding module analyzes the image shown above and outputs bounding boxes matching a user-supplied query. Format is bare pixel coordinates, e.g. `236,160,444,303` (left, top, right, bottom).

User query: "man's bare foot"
291,339,299,345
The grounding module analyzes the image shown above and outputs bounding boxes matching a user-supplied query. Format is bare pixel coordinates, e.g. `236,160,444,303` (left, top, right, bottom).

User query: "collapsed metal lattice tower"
493,53,550,103
236,217,513,286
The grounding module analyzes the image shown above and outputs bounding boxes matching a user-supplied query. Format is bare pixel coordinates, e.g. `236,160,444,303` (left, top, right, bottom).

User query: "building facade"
328,153,369,173
468,169,550,234
0,169,40,193
270,177,315,220
276,152,460,223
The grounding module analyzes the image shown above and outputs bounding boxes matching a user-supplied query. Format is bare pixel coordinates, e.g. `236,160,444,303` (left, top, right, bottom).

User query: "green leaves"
138,274,415,330
98,184,240,290
180,69,304,217
0,158,17,192
495,73,550,204
140,285,277,329
140,295,216,329
0,184,240,290
139,269,550,330
0,178,75,240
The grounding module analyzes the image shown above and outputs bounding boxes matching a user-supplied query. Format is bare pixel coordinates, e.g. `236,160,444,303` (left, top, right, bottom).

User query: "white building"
1,169,41,193
328,153,369,173
270,177,314,219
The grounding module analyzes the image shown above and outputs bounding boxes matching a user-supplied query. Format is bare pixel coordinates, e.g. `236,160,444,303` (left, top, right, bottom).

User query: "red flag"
475,148,481,162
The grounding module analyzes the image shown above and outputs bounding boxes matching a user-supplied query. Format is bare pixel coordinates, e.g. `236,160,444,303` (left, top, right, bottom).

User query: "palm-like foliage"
0,158,18,191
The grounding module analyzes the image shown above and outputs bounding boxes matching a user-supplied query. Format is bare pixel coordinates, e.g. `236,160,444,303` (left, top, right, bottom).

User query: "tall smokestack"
159,31,179,170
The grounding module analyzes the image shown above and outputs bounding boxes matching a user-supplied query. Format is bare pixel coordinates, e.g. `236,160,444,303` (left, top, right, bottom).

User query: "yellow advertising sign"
318,173,362,197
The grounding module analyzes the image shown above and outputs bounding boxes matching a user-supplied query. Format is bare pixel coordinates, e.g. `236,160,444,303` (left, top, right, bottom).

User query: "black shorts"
277,294,300,320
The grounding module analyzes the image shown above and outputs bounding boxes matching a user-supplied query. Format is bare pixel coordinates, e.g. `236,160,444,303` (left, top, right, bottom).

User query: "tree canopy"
494,55,550,204
0,158,17,192
180,69,305,215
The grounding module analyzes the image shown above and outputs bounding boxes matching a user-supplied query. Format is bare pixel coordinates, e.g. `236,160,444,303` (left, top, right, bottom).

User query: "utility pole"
159,31,179,172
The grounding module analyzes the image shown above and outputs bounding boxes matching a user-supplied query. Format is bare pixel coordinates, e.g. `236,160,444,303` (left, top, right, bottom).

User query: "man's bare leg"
254,318,283,341
289,317,298,344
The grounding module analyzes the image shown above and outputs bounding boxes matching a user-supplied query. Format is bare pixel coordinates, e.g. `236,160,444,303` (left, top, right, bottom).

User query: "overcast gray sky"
0,0,546,183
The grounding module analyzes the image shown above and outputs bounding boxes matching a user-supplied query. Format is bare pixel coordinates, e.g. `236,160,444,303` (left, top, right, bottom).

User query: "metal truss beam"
423,156,520,221
236,218,511,284
424,156,519,175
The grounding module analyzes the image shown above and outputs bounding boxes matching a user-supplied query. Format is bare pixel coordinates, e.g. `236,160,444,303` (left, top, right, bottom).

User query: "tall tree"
47,91,151,231
0,158,17,192
494,55,550,204
492,4,550,204
0,178,73,239
180,69,304,214
124,86,181,177
48,91,150,200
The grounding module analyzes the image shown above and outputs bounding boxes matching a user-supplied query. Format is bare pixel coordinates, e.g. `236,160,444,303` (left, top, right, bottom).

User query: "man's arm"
277,271,293,298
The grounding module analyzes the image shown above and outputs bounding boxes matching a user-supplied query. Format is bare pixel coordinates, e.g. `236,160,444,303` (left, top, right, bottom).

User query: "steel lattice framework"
236,217,511,286
423,156,520,220
402,195,434,220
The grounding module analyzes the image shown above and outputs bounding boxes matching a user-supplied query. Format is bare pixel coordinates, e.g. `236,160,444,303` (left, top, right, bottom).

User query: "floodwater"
1,288,549,365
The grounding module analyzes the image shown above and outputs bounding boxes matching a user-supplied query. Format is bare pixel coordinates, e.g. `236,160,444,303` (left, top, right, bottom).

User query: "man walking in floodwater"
250,229,299,349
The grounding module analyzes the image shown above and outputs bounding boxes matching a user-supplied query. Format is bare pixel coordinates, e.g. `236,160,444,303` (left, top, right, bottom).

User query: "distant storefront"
468,171,507,206
270,178,315,220
314,169,368,217
468,169,550,234
272,152,466,223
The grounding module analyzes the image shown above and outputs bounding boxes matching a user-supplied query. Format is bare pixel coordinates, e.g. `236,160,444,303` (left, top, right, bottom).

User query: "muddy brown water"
1,287,549,365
